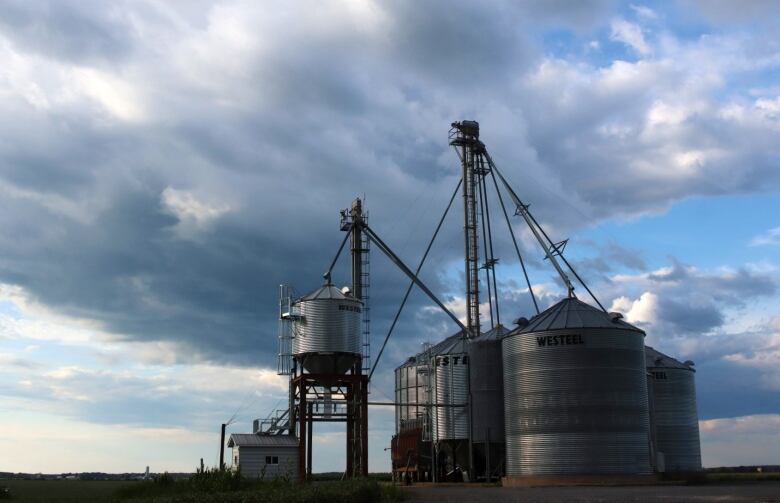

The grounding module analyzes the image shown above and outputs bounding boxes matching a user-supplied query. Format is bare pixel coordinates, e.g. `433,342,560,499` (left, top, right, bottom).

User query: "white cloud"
630,4,658,20
0,413,214,473
160,187,231,240
720,317,780,390
751,226,780,246
0,283,101,345
72,67,146,122
0,0,778,475
700,414,780,466
610,18,652,56
610,291,658,324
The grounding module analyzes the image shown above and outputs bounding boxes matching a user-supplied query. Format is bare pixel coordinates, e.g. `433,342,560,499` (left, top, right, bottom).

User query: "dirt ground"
401,482,780,503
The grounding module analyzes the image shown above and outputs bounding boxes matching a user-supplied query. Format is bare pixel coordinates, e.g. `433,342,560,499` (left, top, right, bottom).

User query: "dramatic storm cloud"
0,0,779,472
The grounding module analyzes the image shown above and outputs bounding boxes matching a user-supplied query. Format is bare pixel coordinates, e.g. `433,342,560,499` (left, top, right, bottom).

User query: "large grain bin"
394,332,465,435
431,335,470,441
469,324,509,480
646,346,702,472
502,297,652,477
395,356,429,433
291,283,362,374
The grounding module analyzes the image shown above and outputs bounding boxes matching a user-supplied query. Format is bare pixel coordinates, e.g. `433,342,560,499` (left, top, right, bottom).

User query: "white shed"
227,434,299,480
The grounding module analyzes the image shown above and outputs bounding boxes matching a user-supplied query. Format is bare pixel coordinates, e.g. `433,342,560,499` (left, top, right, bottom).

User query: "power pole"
219,423,226,470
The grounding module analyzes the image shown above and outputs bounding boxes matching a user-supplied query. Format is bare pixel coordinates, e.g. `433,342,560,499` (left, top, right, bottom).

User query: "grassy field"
6,473,777,502
705,471,780,483
1,480,133,502
0,473,404,503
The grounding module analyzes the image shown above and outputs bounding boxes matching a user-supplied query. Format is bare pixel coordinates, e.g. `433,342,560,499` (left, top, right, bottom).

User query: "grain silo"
291,282,362,375
469,324,509,481
431,336,470,441
502,297,652,478
645,346,702,473
429,333,470,477
395,356,429,432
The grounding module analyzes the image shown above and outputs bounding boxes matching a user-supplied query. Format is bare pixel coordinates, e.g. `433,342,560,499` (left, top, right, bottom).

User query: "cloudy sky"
1,0,779,473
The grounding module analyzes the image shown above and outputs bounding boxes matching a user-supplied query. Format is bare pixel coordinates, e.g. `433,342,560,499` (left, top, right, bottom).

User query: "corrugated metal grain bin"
469,324,509,443
646,346,702,472
502,298,652,476
469,324,509,479
291,283,362,374
432,335,470,441
395,358,429,432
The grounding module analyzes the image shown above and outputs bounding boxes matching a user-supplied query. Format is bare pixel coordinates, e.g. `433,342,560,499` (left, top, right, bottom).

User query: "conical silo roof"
300,283,357,301
473,324,510,341
645,345,695,371
515,297,644,334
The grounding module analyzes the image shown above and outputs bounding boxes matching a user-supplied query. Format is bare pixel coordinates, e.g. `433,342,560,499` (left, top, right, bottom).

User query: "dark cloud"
682,0,780,25
697,358,780,420
0,0,778,383
657,297,724,333
571,241,648,280
0,0,136,64
648,261,776,307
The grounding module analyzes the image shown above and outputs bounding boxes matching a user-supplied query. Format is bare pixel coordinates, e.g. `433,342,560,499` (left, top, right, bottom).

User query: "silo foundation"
502,473,659,487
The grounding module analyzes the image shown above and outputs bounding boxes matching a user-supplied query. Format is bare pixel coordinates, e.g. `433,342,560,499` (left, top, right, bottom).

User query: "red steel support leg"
346,384,354,477
361,375,369,477
298,379,307,483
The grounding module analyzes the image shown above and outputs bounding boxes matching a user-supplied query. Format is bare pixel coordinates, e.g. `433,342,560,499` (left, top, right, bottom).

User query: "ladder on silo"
361,230,371,378
277,284,294,376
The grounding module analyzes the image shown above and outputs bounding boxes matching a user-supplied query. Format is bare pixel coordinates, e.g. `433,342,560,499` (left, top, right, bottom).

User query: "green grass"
0,480,133,502
0,470,404,503
116,477,401,503
705,472,780,483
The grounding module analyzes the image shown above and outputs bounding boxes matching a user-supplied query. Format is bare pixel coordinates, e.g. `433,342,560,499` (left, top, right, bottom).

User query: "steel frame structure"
449,122,482,339
289,371,369,480
287,199,370,482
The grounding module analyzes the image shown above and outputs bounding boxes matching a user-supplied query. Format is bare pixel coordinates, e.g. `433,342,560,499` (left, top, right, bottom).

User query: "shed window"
265,456,279,465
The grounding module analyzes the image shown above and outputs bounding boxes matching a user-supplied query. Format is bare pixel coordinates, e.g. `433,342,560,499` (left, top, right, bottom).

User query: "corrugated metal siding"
648,366,701,471
469,335,504,444
503,328,652,476
292,295,361,374
432,352,469,440
395,363,429,432
235,446,298,480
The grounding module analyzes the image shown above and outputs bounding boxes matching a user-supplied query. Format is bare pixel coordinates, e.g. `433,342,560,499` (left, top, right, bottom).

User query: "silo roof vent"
645,346,695,371
513,317,529,328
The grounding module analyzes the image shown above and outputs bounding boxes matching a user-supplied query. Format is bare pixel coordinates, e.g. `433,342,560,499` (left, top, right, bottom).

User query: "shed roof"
227,434,299,448
513,297,643,334
645,345,695,371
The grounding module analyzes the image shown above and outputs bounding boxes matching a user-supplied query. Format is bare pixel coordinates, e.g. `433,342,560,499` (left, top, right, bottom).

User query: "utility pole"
219,423,226,470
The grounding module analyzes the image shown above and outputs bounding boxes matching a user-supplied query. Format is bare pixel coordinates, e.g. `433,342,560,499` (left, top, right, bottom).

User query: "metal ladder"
361,230,371,377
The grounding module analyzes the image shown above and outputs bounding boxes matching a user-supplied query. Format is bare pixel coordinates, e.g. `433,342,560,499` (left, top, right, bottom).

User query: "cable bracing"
367,178,464,382
484,151,607,313
489,168,540,315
